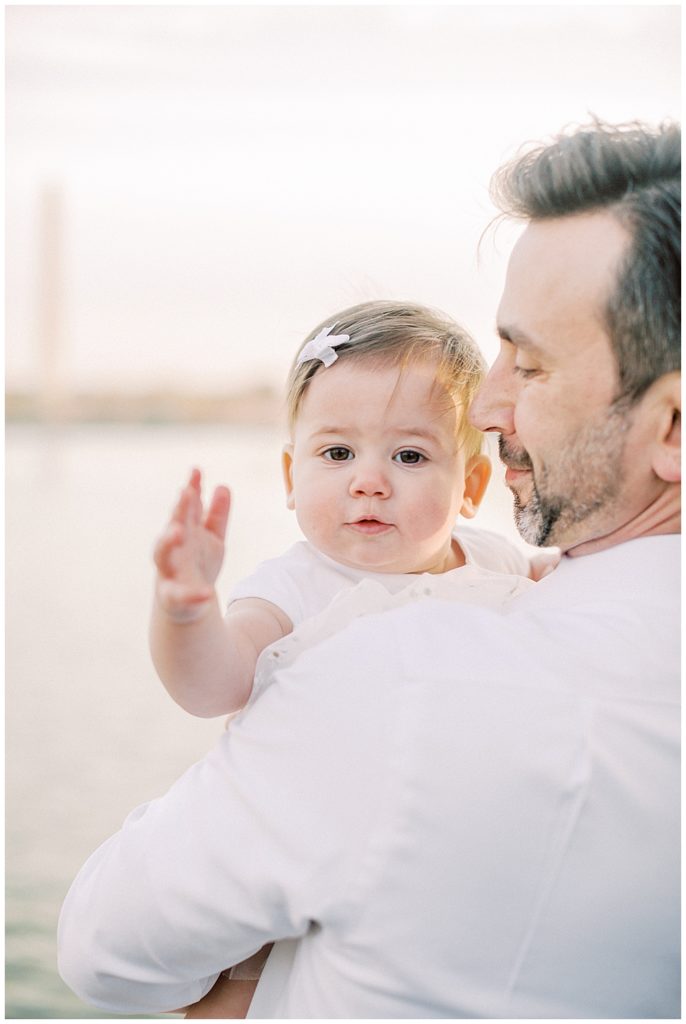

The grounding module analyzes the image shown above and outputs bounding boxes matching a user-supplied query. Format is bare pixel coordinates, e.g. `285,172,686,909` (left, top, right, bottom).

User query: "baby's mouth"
347,517,393,535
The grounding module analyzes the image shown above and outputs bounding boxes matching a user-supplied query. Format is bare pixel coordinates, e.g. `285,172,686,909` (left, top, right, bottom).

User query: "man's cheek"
513,399,544,450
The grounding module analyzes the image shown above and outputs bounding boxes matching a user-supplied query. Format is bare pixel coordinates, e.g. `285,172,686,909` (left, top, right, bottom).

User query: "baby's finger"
153,522,185,574
184,474,204,526
205,486,231,540
173,480,202,529
170,483,193,526
529,549,562,582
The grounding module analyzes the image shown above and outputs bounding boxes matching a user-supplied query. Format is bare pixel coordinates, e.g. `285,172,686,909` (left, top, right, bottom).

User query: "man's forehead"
497,211,631,334
507,211,630,281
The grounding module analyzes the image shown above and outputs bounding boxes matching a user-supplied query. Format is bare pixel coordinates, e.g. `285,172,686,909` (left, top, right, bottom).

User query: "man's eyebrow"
497,323,545,356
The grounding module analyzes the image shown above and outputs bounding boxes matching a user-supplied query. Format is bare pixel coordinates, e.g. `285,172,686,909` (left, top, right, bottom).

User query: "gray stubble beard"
508,402,633,548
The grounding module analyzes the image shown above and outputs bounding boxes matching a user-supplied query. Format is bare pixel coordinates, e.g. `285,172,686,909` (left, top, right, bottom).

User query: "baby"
150,300,538,715
150,299,549,1015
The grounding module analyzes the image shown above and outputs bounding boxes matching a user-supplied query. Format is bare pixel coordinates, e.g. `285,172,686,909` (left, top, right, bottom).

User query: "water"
6,422,521,1019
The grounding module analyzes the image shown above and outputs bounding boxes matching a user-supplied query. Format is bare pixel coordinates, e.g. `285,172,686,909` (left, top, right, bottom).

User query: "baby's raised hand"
154,468,231,622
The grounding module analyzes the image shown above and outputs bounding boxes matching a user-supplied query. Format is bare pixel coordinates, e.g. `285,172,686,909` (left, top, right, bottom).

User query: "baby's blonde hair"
286,300,486,458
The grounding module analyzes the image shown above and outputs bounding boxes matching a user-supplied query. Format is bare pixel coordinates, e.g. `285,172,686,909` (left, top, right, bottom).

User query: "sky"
5,3,681,396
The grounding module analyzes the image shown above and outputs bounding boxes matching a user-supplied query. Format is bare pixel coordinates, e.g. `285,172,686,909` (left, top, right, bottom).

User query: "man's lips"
346,517,394,536
504,466,532,486
499,437,533,483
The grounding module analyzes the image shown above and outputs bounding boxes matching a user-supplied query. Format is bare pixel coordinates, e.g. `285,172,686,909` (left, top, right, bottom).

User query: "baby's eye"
393,449,425,465
322,446,354,462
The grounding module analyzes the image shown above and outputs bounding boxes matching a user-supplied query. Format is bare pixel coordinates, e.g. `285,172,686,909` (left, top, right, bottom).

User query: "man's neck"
565,487,681,559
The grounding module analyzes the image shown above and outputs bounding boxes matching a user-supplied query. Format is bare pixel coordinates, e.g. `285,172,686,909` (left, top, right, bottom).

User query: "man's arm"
57,733,307,1014
57,632,399,1015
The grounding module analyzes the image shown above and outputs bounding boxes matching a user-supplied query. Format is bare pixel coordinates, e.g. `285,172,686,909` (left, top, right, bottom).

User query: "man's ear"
459,454,492,519
650,372,681,483
281,444,296,509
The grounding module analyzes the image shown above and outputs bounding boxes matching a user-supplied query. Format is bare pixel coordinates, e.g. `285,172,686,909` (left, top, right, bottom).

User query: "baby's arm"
150,469,292,717
183,945,273,1018
183,976,257,1018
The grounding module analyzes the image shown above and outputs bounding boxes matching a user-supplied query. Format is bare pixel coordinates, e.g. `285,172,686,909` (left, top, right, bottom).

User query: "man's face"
470,210,641,552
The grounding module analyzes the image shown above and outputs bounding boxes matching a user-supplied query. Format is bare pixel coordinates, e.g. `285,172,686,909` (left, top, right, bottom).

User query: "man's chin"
515,500,564,548
513,510,543,546
511,488,554,547
506,476,534,511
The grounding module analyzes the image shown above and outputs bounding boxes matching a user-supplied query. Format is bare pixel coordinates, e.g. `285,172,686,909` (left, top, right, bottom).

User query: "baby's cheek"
405,495,454,539
298,495,337,539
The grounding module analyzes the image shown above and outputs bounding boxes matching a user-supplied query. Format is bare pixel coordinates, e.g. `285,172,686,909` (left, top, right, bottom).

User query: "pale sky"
6,4,681,394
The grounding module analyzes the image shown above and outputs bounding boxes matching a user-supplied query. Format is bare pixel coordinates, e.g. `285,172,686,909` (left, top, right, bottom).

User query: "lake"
5,422,522,1018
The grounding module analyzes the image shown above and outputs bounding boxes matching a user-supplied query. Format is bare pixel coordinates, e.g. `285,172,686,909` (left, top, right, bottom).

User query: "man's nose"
349,460,391,498
469,354,516,435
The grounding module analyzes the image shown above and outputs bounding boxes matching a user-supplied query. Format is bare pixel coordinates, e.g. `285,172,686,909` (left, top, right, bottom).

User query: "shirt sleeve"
226,544,313,627
57,630,401,1015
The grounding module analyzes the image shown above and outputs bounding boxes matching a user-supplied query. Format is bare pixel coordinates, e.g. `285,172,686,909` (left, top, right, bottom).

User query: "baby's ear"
460,454,492,519
281,444,296,509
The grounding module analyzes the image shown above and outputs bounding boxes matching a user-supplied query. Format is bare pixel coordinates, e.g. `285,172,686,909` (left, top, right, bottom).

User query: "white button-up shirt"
58,536,680,1018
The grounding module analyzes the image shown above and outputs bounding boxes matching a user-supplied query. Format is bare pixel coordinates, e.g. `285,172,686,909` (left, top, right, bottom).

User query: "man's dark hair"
490,119,681,403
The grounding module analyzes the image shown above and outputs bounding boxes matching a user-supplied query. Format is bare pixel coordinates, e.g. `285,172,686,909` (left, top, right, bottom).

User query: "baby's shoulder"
454,524,531,576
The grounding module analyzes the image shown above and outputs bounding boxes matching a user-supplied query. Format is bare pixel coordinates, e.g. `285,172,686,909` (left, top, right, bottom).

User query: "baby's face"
282,358,486,574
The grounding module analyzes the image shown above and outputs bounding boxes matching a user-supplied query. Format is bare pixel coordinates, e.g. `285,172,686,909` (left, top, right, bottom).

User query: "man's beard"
499,403,632,547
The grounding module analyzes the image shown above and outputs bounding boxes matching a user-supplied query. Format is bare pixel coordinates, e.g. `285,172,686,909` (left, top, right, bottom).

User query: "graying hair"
490,118,681,403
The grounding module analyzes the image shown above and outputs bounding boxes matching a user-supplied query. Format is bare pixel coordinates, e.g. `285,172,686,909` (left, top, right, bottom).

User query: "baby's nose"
349,461,391,498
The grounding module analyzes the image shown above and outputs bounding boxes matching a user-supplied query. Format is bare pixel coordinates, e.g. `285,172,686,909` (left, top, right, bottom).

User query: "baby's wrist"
156,591,218,625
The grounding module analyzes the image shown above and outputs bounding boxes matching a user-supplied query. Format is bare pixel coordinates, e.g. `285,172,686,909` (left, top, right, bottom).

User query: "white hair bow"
296,325,350,368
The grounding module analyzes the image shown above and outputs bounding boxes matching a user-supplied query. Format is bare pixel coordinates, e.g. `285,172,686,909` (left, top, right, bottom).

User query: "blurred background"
6,4,680,1018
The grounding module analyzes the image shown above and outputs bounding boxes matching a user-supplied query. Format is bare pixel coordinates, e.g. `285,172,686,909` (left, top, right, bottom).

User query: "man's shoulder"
256,535,680,718
527,535,680,610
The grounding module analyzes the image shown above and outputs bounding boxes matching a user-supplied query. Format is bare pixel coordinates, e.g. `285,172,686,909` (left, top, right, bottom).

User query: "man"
58,120,680,1018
